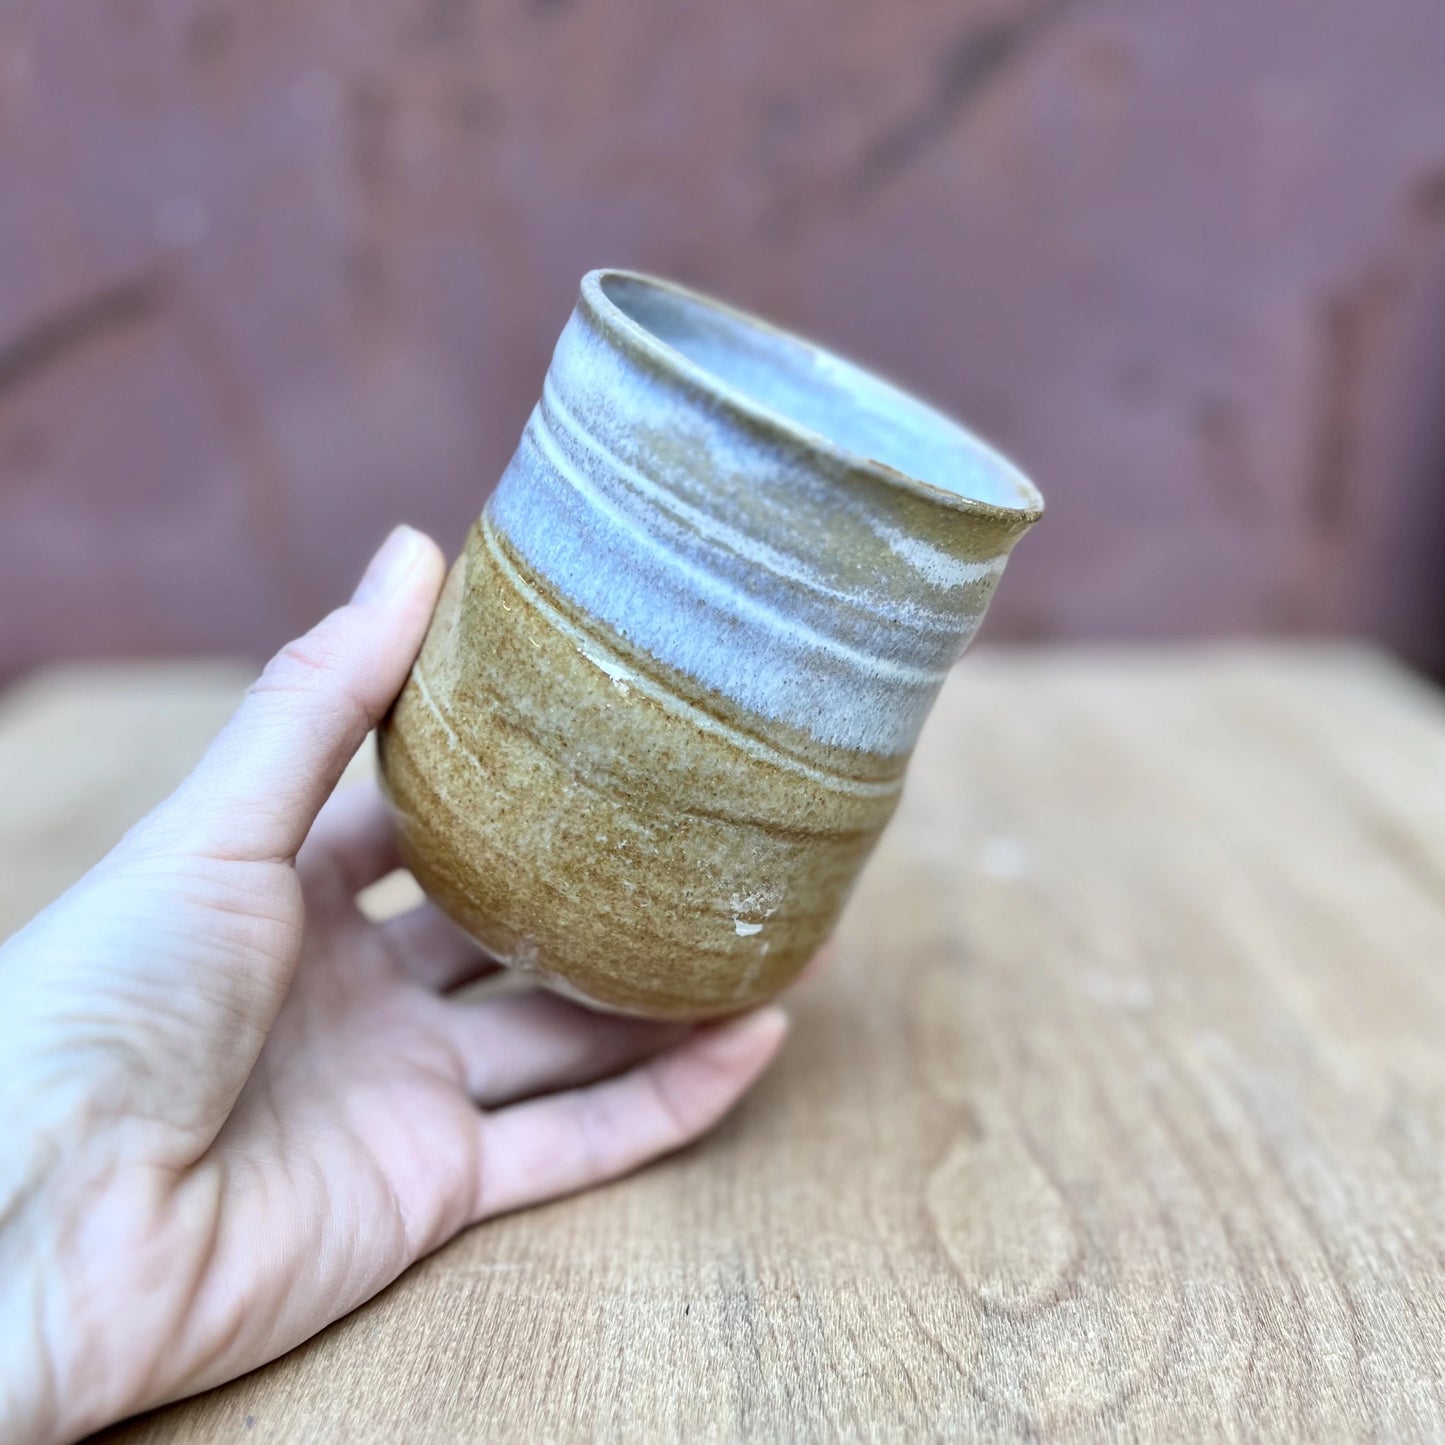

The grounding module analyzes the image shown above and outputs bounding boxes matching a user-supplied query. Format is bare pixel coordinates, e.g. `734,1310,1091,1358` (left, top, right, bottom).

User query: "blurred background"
2,0,1445,682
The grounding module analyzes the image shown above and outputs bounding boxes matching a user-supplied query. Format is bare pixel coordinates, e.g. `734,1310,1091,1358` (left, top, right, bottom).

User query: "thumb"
154,525,445,863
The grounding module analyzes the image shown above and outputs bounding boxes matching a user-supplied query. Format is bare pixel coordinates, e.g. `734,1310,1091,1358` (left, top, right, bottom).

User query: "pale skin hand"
0,527,789,1443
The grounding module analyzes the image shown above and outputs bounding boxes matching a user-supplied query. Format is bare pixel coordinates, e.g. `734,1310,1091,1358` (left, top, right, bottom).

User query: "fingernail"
753,1004,791,1040
709,1005,790,1057
352,525,422,605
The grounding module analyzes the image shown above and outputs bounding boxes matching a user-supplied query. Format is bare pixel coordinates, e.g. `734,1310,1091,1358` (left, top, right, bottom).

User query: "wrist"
0,1156,146,1444
0,1240,71,1444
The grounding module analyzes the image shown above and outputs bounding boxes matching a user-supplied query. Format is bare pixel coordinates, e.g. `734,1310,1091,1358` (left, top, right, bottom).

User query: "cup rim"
578,267,1044,524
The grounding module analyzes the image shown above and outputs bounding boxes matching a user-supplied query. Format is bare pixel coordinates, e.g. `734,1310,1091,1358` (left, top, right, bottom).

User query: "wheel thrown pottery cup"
378,269,1043,1019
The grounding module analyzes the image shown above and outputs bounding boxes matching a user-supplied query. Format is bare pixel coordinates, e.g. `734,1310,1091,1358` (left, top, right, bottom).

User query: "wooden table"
5,647,1444,1441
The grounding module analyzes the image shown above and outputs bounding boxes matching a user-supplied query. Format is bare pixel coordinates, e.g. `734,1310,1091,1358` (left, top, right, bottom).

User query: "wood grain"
3,647,1443,1441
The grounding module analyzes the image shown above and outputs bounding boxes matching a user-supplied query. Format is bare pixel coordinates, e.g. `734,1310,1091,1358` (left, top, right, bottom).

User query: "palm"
75,784,775,1412
189,830,487,1391
1,531,786,1442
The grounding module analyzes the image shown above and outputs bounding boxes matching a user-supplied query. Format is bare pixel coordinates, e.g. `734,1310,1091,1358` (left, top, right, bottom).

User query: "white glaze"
476,513,903,798
484,270,1040,757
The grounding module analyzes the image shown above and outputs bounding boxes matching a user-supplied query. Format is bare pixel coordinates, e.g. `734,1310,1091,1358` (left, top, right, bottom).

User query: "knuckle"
644,1062,700,1141
246,618,375,736
252,628,344,698
573,1090,618,1180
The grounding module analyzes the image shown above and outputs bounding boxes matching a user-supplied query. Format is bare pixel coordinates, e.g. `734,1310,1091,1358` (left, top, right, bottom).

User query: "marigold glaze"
378,270,1042,1018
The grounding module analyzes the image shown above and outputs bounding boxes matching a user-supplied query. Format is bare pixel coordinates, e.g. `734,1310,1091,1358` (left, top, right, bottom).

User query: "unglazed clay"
377,269,1042,1019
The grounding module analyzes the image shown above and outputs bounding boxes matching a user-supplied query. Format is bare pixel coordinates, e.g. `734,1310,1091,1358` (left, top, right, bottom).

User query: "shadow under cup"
378,268,1043,1019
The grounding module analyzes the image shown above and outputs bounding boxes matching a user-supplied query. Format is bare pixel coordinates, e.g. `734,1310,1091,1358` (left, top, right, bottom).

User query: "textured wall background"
3,0,1445,678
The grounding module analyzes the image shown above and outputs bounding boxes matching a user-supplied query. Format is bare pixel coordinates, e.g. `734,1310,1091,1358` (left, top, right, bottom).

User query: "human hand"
0,527,789,1443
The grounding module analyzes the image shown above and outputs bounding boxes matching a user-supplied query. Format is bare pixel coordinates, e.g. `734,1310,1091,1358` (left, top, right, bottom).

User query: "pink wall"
3,0,1445,677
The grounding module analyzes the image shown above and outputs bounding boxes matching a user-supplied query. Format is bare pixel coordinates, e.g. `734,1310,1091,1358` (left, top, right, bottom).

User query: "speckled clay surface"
378,269,1043,1018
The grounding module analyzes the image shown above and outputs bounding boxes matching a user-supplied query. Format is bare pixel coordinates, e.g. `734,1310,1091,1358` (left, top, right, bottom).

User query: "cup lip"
578,267,1044,525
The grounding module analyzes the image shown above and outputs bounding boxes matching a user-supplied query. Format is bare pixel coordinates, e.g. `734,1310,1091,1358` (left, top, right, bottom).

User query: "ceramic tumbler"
377,269,1043,1019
